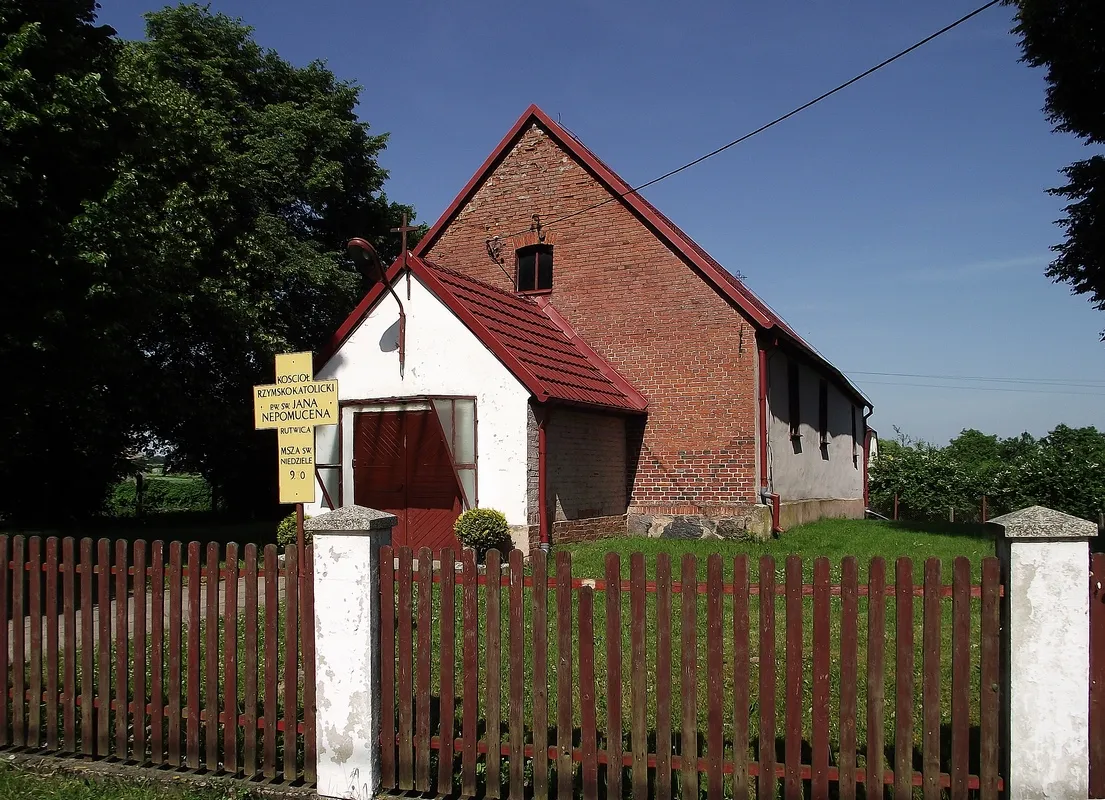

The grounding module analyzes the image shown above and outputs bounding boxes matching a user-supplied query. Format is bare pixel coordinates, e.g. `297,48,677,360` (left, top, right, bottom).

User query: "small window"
517,244,553,293
787,360,800,439
818,379,829,446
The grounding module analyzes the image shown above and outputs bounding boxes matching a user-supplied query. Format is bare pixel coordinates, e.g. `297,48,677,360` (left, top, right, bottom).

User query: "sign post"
253,352,339,572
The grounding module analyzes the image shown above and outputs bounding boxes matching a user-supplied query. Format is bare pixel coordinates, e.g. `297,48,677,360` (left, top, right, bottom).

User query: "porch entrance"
352,406,463,551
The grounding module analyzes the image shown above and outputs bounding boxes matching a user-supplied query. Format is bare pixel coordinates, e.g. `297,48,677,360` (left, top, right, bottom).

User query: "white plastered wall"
305,271,532,526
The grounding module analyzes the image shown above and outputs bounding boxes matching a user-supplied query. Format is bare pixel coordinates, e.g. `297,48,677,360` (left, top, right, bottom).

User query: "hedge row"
108,475,212,516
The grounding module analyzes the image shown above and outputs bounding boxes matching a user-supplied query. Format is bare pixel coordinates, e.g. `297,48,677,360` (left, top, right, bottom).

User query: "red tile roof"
318,255,647,413
412,104,870,407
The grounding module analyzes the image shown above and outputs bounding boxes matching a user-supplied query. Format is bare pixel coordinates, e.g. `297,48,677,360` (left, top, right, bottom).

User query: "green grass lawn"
0,763,258,799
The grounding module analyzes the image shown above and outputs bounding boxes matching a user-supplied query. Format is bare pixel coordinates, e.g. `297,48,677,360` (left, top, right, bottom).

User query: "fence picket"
605,553,624,800
532,550,550,800
416,548,433,792
150,541,165,765
205,543,220,772
223,543,239,776
461,549,478,798
579,586,598,800
922,559,941,800
509,549,525,800
397,546,414,790
784,555,802,800
28,536,41,749
630,552,647,800
556,550,573,800
80,538,94,757
186,541,201,769
951,557,971,800
438,549,456,796
283,545,299,782
706,554,724,800
894,558,914,800
758,556,777,800
133,541,147,763
681,554,699,800
45,537,59,752
0,536,9,749
11,535,25,749
866,558,887,792
379,544,395,789
731,555,749,800
242,544,258,777
811,557,830,800
656,553,673,800
262,544,278,779
487,548,503,800
979,557,1001,800
62,537,76,754
97,538,111,758
838,557,859,800
114,539,129,760
168,541,183,767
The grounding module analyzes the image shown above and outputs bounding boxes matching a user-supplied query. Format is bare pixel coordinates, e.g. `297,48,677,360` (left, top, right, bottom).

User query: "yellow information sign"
277,425,315,502
252,351,338,504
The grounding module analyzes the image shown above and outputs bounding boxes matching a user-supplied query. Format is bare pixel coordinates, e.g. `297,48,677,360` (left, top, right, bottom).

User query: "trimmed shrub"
453,508,510,558
106,474,211,517
277,511,312,548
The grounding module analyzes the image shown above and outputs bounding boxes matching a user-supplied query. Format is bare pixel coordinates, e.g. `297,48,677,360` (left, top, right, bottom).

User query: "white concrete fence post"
307,505,397,800
991,505,1098,800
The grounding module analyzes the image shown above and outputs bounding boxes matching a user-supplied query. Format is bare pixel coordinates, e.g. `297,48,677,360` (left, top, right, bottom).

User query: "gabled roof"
318,254,647,414
413,104,870,407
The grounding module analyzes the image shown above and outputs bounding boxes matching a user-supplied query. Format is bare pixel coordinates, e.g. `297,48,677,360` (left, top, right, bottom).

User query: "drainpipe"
537,406,551,552
758,343,782,534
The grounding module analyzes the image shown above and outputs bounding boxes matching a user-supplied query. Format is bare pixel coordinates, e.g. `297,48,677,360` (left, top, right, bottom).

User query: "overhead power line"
857,379,1105,398
500,0,1003,242
846,370,1105,388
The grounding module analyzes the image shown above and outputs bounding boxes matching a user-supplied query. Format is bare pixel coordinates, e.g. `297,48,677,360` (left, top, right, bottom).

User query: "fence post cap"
304,505,398,534
988,505,1097,540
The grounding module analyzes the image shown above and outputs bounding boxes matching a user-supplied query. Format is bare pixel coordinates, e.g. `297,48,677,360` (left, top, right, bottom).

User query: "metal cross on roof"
390,212,417,258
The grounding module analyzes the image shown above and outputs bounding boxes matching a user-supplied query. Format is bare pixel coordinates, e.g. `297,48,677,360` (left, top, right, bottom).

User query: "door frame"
339,396,478,509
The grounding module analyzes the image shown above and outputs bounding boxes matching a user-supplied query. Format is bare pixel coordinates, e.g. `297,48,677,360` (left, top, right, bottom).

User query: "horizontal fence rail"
0,534,315,786
381,547,1004,800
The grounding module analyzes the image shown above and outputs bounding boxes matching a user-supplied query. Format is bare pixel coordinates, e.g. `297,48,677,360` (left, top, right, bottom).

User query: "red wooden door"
353,409,462,552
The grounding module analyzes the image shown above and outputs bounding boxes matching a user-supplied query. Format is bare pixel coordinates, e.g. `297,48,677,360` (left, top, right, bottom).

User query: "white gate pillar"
992,505,1097,800
308,505,396,800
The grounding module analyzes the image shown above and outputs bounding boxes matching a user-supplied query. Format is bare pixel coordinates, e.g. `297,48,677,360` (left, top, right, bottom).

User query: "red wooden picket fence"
381,546,1004,800
0,534,315,785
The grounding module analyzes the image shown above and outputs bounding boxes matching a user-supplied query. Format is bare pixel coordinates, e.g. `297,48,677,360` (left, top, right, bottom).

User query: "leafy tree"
0,0,136,520
0,2,416,523
1005,0,1105,335
945,428,1001,470
90,3,417,515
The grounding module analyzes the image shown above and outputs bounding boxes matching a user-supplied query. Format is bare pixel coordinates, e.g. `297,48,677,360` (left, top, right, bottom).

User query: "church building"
307,105,873,553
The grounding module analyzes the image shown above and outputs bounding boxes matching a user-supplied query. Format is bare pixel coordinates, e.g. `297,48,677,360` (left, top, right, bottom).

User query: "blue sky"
99,0,1105,445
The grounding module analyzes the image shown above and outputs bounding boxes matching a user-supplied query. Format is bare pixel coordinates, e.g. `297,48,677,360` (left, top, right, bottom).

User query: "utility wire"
847,370,1105,388
496,0,1003,243
858,379,1105,398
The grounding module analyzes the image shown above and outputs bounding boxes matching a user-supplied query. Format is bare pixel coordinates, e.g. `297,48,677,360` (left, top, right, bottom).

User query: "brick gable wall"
425,122,759,513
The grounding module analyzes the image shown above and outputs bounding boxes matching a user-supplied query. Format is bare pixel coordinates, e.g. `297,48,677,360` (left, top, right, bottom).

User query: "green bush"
453,508,510,558
276,511,311,548
106,474,212,516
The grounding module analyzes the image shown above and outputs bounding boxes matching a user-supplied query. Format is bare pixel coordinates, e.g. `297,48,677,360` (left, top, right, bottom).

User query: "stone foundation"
627,505,772,541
